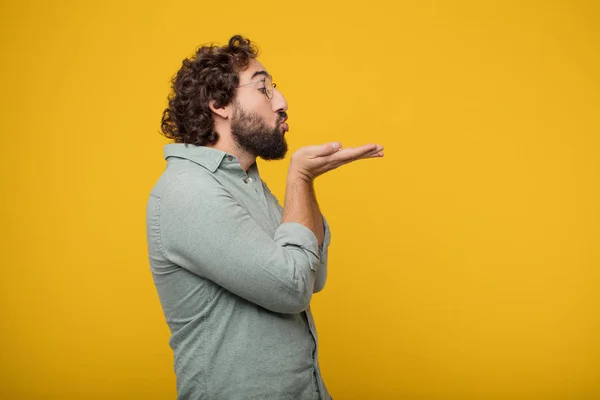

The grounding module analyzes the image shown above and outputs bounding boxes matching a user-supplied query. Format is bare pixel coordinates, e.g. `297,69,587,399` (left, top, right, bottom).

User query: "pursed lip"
280,115,288,133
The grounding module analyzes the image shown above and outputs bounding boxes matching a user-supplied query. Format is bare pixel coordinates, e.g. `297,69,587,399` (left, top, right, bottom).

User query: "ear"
209,100,231,119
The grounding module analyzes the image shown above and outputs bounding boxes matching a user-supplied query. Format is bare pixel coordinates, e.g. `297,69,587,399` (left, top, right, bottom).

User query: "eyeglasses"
237,76,277,99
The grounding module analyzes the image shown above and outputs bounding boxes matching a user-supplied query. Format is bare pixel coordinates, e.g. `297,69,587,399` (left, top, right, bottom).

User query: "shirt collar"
164,143,227,173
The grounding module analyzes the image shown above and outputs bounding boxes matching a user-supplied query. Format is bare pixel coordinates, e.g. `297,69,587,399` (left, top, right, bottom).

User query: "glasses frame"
237,77,277,99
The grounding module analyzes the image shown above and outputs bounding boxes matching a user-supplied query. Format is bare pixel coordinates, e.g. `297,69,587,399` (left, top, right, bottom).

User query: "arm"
281,175,332,293
159,173,320,314
281,175,315,236
262,181,329,293
282,141,384,292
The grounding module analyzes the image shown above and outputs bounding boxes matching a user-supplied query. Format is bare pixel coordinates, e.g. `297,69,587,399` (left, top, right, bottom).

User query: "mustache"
277,111,288,123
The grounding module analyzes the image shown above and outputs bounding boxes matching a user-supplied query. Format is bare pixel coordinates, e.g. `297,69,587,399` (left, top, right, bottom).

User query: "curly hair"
160,35,259,145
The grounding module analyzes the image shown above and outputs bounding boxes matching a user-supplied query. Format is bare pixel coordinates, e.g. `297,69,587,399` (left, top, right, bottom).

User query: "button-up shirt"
146,144,332,400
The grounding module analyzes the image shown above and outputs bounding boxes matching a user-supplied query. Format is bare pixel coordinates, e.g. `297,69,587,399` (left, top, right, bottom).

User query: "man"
146,35,384,399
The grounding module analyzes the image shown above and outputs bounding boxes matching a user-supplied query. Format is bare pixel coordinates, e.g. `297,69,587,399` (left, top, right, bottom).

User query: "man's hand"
288,142,384,183
281,141,384,244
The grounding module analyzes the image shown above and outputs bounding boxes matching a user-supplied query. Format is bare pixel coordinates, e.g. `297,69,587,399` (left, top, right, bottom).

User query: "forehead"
239,59,271,82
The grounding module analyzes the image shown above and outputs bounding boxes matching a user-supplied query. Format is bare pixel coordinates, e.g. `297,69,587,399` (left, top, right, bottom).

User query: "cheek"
260,102,277,124
237,95,276,124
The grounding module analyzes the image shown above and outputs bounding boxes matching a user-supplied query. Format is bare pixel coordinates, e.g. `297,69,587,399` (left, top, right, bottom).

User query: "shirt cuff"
274,222,321,271
319,216,331,258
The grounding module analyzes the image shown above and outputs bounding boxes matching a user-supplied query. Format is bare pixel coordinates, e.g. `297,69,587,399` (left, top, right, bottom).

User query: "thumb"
311,142,342,158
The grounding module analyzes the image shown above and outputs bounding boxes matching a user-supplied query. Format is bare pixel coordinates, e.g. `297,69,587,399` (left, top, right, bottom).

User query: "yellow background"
1,0,599,398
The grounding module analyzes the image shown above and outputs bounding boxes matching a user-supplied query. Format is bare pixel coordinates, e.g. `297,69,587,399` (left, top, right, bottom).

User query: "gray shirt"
146,144,332,400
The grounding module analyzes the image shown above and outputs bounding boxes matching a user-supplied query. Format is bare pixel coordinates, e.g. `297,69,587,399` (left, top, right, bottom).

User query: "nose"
272,87,288,113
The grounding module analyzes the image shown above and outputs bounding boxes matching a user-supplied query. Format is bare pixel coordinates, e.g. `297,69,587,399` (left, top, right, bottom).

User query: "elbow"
265,275,313,314
312,261,327,293
275,287,313,314
313,280,326,293
269,247,318,313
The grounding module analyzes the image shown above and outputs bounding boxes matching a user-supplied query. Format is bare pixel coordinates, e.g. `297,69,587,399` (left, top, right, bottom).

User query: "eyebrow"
250,70,271,80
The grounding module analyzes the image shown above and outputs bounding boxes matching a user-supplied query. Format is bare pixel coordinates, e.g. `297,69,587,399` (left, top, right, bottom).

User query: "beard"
230,102,288,160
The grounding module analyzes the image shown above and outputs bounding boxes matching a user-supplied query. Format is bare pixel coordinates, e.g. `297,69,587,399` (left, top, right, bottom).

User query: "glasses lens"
264,77,273,98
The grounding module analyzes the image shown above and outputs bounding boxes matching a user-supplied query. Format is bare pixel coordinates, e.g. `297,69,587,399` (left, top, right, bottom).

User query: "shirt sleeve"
157,174,320,314
313,217,331,293
262,180,330,293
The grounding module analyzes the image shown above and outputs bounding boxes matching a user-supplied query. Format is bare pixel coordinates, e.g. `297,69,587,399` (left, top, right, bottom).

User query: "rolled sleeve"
314,216,331,293
275,222,321,271
260,179,330,294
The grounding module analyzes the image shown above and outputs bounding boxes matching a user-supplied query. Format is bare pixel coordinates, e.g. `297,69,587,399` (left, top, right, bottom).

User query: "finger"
325,149,384,173
330,148,384,169
330,144,383,162
357,150,384,159
344,144,383,157
309,142,342,158
360,147,385,158
355,150,384,160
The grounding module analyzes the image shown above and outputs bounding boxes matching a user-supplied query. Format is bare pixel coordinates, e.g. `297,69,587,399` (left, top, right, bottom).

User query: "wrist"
287,170,313,185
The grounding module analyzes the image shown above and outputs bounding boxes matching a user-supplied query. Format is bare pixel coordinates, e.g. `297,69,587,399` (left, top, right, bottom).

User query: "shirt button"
227,155,233,161
243,178,249,184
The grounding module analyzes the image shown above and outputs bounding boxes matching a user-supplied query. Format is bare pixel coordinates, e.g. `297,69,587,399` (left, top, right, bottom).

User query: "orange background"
1,0,599,398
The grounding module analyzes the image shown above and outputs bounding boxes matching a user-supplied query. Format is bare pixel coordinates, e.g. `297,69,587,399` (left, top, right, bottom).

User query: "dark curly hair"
161,35,259,145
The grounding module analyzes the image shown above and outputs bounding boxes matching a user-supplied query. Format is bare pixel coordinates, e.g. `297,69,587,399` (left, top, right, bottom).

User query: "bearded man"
146,35,384,400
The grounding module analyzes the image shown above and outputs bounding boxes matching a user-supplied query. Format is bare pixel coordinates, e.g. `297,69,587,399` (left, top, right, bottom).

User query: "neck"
207,134,256,172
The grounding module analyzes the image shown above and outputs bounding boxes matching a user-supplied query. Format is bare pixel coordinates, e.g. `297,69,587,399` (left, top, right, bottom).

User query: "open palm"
289,142,384,182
